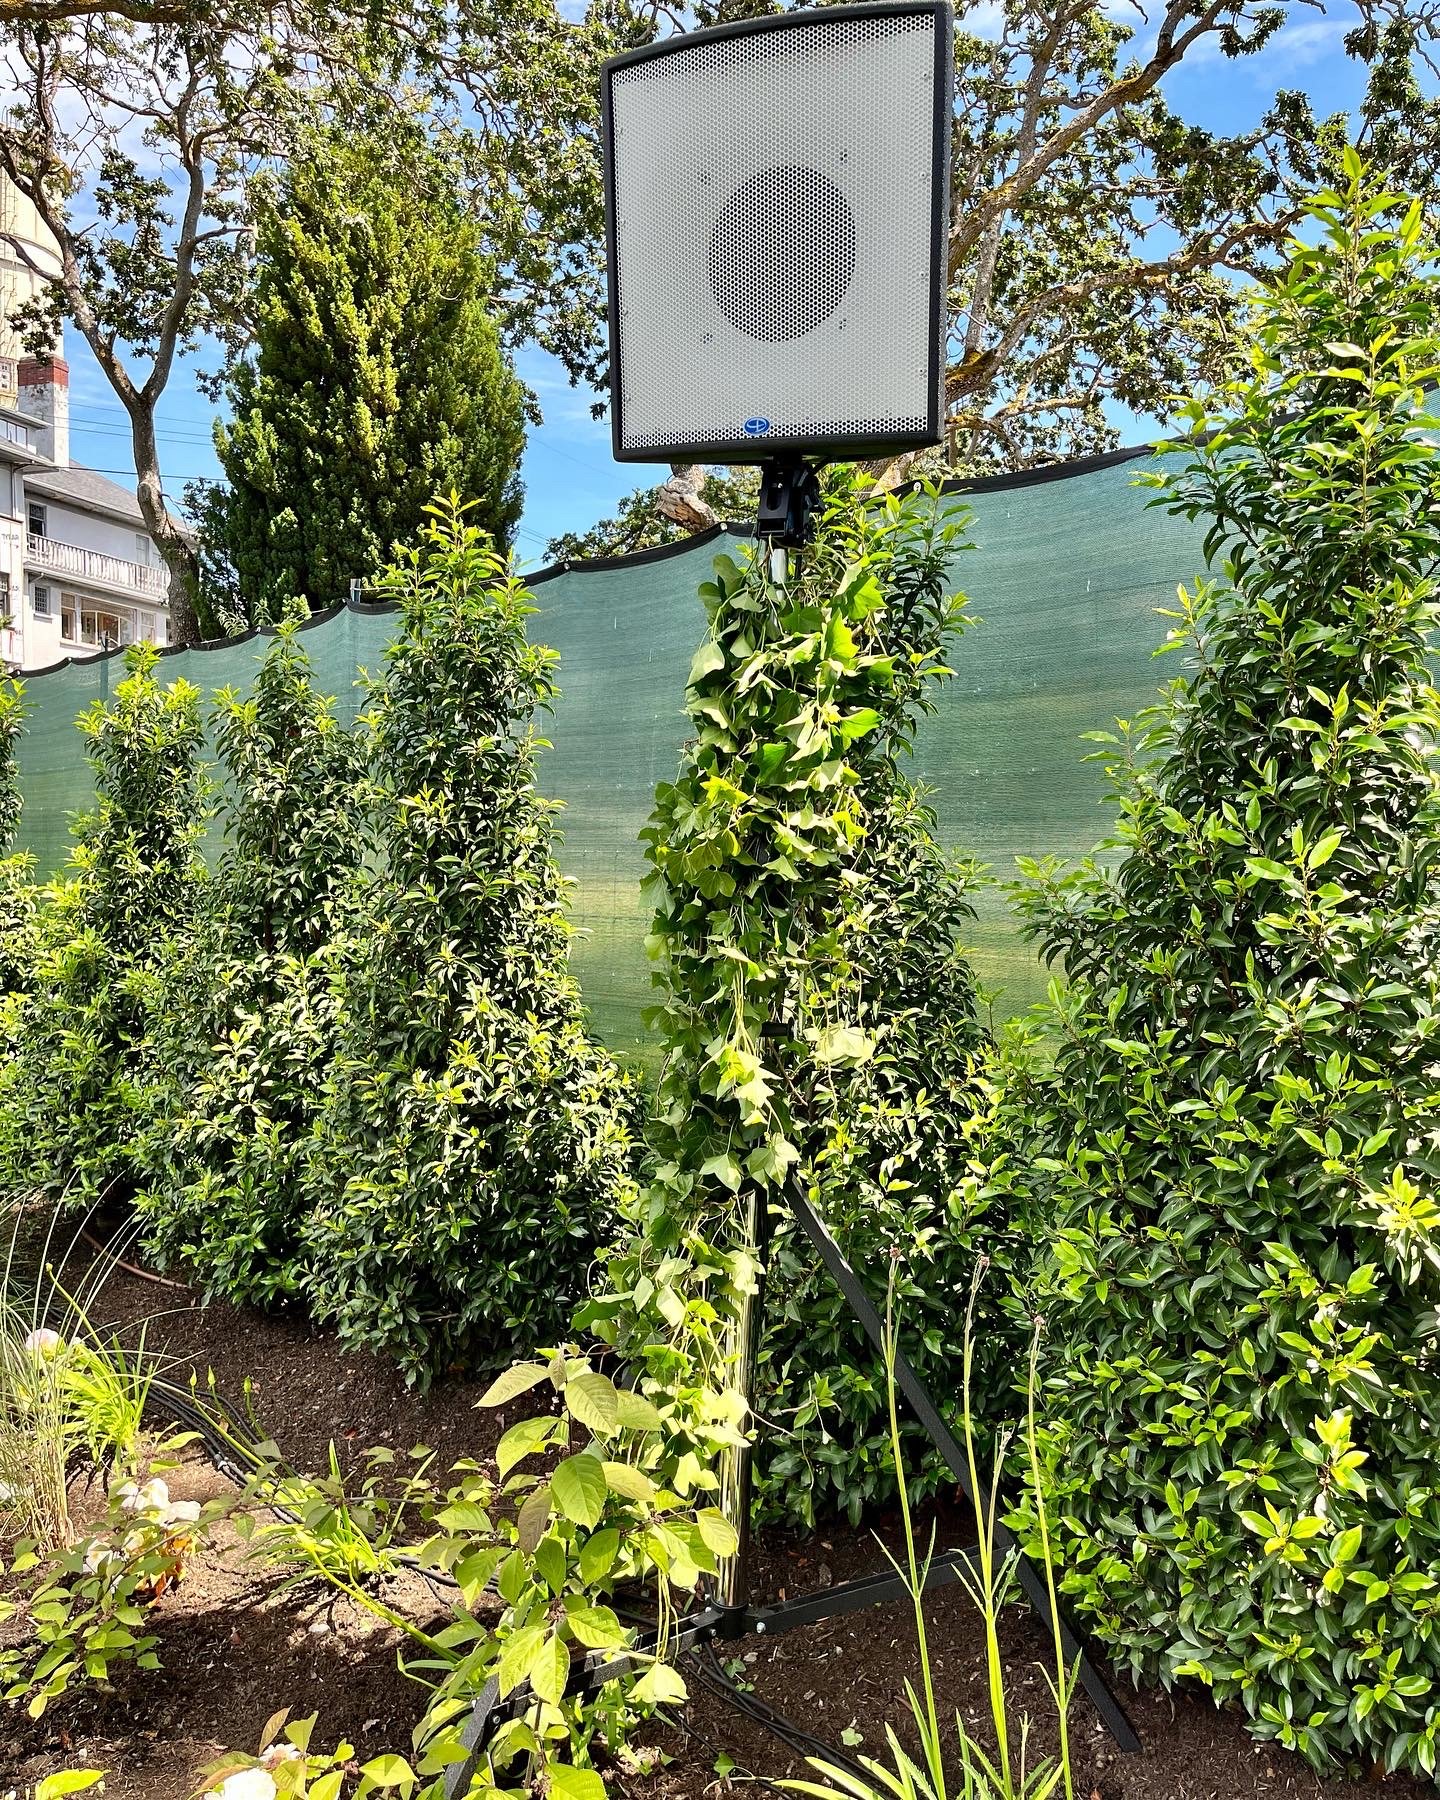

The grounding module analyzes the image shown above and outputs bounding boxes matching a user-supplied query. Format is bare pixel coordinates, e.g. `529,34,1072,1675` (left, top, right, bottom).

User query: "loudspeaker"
601,2,953,465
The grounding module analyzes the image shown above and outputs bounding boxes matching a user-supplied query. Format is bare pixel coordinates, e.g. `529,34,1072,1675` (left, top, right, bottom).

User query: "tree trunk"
131,407,204,646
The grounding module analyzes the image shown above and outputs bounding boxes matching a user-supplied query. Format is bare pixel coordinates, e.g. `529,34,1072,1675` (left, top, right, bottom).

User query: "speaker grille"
709,165,857,344
607,8,943,458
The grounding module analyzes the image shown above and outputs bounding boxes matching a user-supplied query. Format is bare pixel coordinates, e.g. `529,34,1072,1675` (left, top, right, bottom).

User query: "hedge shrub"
302,499,639,1382
1010,160,1440,1778
0,647,207,1205
139,620,366,1302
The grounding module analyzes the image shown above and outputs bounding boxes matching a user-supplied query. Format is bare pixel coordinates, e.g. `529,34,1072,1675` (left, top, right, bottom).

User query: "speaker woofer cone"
708,164,856,344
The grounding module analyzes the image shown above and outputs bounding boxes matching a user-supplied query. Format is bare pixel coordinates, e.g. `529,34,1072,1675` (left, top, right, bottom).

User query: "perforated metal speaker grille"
607,9,943,458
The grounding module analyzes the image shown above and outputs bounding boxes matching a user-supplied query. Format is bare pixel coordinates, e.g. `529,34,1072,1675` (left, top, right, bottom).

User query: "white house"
0,179,170,672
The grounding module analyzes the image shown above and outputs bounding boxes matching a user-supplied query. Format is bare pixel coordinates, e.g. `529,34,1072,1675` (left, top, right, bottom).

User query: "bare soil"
2,1268,1424,1799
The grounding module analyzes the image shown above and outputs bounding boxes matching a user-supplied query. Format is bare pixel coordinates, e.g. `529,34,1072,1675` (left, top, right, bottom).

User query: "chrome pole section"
716,534,786,1622
716,1186,768,1614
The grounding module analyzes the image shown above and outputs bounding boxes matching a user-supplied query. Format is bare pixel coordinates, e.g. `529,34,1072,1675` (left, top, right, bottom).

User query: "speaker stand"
756,457,822,548
442,1185,1140,1797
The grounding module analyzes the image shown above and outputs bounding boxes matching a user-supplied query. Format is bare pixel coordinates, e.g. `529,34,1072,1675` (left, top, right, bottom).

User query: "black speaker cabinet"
601,3,953,464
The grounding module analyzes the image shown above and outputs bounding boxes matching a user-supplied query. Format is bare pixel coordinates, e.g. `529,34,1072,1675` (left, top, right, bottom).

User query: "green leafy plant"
0,1440,220,1718
0,1205,160,1548
586,478,1007,1529
204,126,527,626
194,1708,416,1800
16,1773,107,1799
1008,158,1440,1778
221,1355,739,1797
0,645,207,1207
139,618,366,1304
0,675,38,1101
303,497,638,1381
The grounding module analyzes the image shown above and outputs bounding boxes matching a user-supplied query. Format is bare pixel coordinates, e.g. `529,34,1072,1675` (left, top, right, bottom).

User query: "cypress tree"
212,131,526,623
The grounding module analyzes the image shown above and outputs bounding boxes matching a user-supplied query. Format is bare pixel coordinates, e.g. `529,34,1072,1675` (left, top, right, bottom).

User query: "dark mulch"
3,1267,1424,1799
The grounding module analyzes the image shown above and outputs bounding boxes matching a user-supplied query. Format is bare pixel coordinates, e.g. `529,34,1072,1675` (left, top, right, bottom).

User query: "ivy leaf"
631,1660,689,1707
688,640,726,687
807,1025,875,1067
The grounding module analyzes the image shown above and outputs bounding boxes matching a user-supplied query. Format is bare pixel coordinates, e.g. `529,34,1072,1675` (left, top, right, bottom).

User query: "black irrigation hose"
150,1379,881,1788
686,1640,875,1790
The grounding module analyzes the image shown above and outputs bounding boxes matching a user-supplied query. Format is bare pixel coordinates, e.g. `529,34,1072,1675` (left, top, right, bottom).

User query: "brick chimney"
18,356,68,468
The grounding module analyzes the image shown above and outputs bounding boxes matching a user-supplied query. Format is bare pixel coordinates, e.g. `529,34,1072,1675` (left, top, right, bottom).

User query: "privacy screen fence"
10,445,1210,1056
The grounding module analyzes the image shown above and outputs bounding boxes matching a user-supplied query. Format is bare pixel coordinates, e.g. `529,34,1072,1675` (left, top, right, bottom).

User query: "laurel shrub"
301,500,639,1381
1008,160,1440,1779
138,620,367,1303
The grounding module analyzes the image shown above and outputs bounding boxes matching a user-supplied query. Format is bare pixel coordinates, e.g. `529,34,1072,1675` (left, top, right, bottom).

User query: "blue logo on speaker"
743,417,771,436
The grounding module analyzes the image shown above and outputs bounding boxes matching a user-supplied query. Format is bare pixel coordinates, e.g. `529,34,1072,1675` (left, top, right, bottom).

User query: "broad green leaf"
552,1453,607,1528
516,1483,553,1553
578,1527,621,1585
477,1363,550,1409
695,1508,739,1557
564,1599,627,1648
548,1767,608,1800
36,1778,107,1800
529,1631,569,1706
497,1415,559,1478
615,1387,664,1433
356,1751,418,1790
497,1622,547,1697
601,1462,657,1504
565,1371,621,1436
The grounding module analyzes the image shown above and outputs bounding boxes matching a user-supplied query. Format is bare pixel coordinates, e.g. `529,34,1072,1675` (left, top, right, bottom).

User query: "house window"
60,597,134,648
0,572,10,623
134,534,150,567
27,502,46,540
32,583,53,618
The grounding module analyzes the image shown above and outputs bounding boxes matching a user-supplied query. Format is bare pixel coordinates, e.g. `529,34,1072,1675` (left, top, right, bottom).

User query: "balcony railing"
26,532,168,600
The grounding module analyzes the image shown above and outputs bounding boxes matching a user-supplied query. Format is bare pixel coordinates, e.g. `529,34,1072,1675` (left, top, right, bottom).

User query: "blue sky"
61,13,1387,570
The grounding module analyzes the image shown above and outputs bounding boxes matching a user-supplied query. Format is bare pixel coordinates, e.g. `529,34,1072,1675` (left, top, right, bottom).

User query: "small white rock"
207,1774,277,1800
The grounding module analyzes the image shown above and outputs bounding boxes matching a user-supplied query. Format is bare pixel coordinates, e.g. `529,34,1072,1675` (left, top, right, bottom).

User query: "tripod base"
444,1156,1142,1794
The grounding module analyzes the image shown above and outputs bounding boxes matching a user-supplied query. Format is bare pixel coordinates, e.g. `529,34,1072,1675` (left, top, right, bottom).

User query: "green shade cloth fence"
10,446,1209,1055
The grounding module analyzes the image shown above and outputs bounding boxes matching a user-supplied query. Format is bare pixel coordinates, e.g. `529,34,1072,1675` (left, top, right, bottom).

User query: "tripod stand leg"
785,1184,1142,1755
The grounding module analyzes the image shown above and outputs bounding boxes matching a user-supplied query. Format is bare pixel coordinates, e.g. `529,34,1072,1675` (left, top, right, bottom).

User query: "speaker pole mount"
755,457,823,550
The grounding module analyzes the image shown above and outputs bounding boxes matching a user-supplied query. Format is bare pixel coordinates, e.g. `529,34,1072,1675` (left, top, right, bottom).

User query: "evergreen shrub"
1010,161,1440,1778
138,621,366,1303
0,647,206,1205
303,499,639,1382
208,128,527,624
